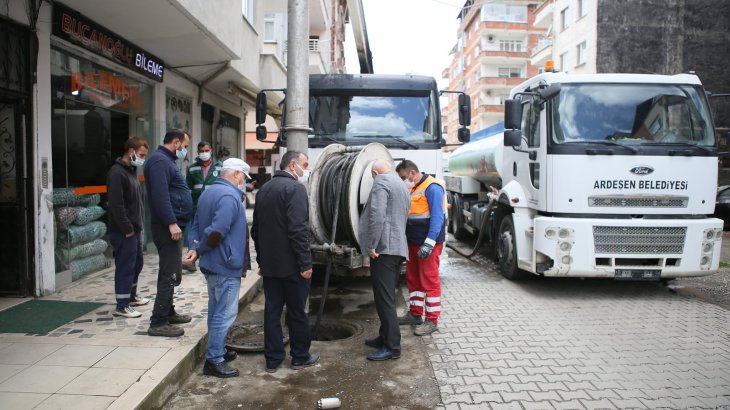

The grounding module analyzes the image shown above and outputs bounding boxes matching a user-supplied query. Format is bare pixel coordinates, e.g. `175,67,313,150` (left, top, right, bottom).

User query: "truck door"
516,96,546,210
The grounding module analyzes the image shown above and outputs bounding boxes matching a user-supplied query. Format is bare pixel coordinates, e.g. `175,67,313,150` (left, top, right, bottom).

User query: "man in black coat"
107,136,150,318
251,150,319,373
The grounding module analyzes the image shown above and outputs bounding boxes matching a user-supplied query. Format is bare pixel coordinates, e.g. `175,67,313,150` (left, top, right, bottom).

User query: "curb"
111,275,262,410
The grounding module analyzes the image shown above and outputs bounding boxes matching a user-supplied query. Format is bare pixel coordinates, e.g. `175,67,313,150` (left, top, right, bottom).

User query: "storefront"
49,4,163,286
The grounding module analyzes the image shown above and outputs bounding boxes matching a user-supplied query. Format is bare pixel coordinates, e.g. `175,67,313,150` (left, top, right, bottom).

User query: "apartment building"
0,0,357,296
443,0,544,144
532,0,730,136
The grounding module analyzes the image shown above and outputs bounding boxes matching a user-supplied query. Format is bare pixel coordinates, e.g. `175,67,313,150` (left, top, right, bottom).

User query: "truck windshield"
307,94,438,148
551,84,715,147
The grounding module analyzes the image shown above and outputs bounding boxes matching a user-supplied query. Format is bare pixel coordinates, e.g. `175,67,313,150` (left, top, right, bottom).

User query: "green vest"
186,158,223,210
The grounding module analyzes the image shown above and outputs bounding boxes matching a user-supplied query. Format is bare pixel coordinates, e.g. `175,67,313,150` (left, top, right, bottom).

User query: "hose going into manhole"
313,150,359,338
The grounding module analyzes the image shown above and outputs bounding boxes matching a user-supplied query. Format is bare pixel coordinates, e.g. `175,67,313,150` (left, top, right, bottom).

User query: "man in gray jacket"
358,159,411,361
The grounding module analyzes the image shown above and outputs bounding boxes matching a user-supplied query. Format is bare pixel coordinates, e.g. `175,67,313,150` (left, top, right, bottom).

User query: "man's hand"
367,248,379,259
125,232,135,238
257,269,263,276
301,268,313,279
183,250,198,264
169,223,182,241
418,241,434,259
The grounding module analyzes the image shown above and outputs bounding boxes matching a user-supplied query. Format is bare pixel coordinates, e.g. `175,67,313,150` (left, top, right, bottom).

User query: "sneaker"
414,319,438,336
113,306,142,318
398,312,423,326
148,324,184,337
130,296,150,306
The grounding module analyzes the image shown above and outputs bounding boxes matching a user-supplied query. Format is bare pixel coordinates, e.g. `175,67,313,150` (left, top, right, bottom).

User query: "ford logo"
630,166,654,175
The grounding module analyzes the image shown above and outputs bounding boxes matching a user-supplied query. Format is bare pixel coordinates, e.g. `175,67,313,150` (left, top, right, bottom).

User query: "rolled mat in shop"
0,300,104,334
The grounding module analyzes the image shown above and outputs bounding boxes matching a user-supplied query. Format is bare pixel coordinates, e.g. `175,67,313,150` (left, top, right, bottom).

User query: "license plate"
614,269,662,281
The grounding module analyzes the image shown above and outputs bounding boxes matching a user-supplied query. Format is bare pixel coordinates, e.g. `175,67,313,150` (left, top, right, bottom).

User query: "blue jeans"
204,274,241,364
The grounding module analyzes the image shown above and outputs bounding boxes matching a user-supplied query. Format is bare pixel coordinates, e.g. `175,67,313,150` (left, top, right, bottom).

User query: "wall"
596,0,730,128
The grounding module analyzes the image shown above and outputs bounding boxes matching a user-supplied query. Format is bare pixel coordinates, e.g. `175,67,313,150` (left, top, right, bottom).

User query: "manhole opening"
226,322,289,352
310,319,362,342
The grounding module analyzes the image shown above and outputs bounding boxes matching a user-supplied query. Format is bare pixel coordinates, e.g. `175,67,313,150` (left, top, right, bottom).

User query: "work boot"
203,360,239,378
148,324,184,337
398,312,423,326
169,305,192,324
414,319,438,336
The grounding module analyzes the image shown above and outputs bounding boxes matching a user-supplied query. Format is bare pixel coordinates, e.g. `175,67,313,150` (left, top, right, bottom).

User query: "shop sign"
71,70,143,111
52,3,165,82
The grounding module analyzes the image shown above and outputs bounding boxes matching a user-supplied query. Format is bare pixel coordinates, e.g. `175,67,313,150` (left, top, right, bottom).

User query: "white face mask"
198,152,211,162
294,162,310,185
404,179,415,190
131,152,145,167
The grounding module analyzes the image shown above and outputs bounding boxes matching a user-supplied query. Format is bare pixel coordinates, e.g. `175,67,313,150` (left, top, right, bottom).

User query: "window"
559,52,569,72
481,3,527,23
577,41,586,65
498,67,522,78
242,0,253,23
264,14,275,42
499,40,522,52
560,7,570,31
579,0,589,18
474,44,479,59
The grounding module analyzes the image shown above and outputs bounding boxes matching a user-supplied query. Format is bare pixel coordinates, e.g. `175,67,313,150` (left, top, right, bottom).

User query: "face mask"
198,152,211,162
404,179,415,190
295,162,310,185
131,152,145,167
176,147,187,160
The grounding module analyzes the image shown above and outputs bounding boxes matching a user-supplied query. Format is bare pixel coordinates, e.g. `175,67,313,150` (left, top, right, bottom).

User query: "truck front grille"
588,196,688,208
593,226,686,254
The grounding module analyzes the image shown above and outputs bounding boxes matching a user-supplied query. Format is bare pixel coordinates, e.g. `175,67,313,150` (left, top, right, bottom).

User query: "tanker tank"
447,132,504,189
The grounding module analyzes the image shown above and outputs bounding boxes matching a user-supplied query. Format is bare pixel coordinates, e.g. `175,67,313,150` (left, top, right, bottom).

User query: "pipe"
446,196,496,259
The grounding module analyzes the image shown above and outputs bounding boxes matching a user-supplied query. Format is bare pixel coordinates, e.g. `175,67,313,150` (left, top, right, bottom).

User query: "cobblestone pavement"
427,249,730,410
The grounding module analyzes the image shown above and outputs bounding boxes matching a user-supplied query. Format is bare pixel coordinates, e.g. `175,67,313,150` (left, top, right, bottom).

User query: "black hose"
446,198,496,259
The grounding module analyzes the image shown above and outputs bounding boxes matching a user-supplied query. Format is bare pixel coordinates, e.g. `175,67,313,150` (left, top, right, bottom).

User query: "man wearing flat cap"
185,157,252,378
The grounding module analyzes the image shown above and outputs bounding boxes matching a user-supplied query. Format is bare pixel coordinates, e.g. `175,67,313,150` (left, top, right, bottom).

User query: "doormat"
0,300,104,334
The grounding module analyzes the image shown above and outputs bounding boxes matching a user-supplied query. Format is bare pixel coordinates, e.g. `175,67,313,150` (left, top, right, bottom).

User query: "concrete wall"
596,0,730,128
173,0,243,60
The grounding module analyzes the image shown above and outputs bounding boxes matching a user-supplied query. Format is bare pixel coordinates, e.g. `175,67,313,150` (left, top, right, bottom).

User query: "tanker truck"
254,74,472,271
446,71,723,280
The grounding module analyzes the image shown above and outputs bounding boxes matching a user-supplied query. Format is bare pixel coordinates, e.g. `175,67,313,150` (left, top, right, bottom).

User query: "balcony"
479,76,524,88
531,37,553,66
533,0,554,28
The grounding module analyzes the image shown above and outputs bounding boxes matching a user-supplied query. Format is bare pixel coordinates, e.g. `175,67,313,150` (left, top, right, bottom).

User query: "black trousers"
263,274,312,367
150,223,183,326
371,254,405,352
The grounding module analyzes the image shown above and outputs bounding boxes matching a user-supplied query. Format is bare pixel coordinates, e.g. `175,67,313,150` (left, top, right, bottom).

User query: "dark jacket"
107,158,143,235
251,170,312,277
189,178,250,277
143,145,193,227
186,158,223,212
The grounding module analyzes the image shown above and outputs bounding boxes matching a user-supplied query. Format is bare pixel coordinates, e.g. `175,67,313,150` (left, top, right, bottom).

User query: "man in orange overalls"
396,160,447,336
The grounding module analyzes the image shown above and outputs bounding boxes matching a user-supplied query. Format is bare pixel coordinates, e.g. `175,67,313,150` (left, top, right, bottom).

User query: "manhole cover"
311,318,363,341
226,322,289,352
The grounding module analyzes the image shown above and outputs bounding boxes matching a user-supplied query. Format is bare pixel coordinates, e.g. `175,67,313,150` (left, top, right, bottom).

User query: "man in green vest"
183,141,223,272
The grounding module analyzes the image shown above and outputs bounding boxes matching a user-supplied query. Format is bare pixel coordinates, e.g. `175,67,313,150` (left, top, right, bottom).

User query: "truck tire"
446,191,454,234
497,215,529,280
451,193,470,241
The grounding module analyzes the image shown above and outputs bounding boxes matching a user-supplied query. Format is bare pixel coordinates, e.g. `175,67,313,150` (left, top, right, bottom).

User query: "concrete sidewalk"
0,251,261,410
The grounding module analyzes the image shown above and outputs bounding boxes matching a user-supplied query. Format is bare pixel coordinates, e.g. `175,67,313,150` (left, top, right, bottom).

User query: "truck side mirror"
256,92,267,124
458,93,471,126
504,99,522,130
537,83,561,100
458,127,471,143
504,129,522,147
256,125,267,141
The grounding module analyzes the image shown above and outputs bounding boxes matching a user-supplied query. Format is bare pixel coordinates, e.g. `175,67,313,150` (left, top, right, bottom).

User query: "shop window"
50,48,153,281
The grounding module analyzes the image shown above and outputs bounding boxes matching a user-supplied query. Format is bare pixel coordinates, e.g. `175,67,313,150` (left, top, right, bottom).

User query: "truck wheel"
451,193,470,241
446,192,454,234
497,215,528,280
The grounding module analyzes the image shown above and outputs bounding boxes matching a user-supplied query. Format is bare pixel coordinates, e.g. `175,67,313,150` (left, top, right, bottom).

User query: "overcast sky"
345,0,464,88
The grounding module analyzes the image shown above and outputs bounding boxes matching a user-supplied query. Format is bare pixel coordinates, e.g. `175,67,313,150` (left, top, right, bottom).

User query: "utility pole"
285,0,310,155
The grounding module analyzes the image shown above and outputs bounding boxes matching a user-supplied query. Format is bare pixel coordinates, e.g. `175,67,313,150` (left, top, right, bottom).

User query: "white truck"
446,72,723,280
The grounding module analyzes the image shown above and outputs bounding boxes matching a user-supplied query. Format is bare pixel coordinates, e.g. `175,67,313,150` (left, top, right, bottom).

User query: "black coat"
251,171,312,277
107,158,143,235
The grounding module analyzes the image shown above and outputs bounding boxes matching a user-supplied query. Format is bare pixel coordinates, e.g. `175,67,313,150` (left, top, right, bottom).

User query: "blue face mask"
176,148,187,160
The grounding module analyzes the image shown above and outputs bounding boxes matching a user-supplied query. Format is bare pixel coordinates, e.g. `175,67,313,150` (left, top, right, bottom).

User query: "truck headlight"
560,242,572,252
